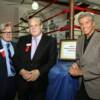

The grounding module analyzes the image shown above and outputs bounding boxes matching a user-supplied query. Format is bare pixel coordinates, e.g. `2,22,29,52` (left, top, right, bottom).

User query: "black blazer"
13,34,57,91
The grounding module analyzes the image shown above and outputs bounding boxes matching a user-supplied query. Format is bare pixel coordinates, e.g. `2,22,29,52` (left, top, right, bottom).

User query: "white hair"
0,22,13,32
78,12,95,22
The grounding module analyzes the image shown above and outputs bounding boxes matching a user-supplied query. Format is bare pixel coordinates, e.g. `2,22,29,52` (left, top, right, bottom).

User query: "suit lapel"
0,40,7,67
24,35,32,60
81,35,85,55
0,40,3,49
83,32,99,57
0,40,5,58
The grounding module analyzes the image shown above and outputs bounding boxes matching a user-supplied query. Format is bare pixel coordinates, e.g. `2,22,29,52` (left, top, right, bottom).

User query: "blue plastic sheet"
46,61,79,100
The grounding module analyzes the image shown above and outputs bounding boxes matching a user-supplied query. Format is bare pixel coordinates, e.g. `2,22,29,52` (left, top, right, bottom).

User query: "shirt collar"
1,38,10,46
32,33,42,41
84,32,94,40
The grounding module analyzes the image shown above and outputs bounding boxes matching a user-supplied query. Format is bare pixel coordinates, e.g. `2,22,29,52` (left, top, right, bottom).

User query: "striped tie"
6,43,16,74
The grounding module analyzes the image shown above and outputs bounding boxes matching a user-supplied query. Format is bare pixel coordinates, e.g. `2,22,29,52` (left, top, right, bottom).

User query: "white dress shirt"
31,33,42,59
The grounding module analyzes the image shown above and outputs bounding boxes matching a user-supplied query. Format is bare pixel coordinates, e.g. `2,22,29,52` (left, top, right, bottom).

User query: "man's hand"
19,69,32,81
69,63,83,76
27,69,40,82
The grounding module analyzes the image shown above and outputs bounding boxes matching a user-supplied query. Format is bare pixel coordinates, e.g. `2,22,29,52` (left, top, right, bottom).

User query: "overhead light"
32,1,39,10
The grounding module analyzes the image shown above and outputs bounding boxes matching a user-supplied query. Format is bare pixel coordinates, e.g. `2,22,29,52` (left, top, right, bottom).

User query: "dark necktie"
6,43,16,74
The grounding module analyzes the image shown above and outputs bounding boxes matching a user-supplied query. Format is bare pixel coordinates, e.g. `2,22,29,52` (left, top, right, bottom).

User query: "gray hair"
0,23,6,31
78,12,95,22
0,22,12,32
28,16,43,25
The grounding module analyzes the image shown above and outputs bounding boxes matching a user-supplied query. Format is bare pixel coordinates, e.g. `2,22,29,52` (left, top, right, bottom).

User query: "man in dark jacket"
0,22,16,100
13,17,57,100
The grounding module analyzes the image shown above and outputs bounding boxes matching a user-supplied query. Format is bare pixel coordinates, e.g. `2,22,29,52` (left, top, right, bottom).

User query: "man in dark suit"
0,22,16,100
13,16,57,100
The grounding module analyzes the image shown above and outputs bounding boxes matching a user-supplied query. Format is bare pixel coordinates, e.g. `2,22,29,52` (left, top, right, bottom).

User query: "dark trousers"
0,77,16,100
18,85,46,100
75,80,95,100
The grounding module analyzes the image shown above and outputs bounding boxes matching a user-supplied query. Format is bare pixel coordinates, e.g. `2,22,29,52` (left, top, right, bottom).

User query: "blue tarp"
46,61,79,100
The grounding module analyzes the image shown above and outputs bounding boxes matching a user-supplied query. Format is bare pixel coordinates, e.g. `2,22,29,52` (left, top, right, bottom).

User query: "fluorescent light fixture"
32,1,39,10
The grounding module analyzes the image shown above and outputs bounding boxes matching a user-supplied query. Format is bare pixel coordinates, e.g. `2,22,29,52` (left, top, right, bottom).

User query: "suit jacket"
76,31,100,99
0,39,16,97
13,34,57,92
0,40,16,79
0,40,7,85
